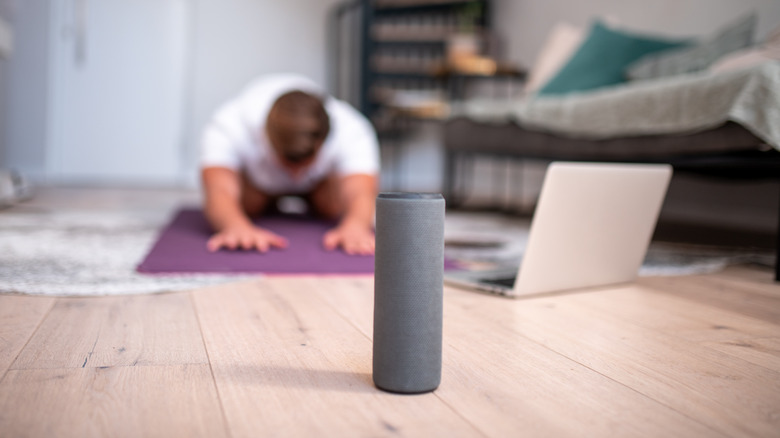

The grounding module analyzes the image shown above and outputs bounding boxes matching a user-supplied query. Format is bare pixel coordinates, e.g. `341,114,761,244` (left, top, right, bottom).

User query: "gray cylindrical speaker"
373,192,444,394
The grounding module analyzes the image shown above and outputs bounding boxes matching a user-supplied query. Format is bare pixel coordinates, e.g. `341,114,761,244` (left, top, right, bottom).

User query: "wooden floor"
0,266,778,437
1,187,779,437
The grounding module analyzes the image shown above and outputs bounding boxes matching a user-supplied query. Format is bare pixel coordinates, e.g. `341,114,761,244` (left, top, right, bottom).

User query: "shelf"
373,0,481,14
354,0,493,130
371,35,450,45
372,71,446,80
433,64,527,79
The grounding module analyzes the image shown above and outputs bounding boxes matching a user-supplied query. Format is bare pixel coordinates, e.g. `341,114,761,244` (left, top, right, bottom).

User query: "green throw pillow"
538,21,690,96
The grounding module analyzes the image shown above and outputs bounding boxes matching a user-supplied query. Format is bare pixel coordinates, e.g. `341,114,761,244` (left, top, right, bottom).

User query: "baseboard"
653,219,777,250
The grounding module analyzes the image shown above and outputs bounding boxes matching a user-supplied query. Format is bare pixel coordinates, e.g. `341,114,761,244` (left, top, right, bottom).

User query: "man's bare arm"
341,173,378,228
201,167,287,252
323,173,378,255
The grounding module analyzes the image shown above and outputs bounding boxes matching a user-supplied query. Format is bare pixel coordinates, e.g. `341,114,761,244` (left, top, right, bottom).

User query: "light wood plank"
701,337,780,372
564,284,780,344
565,285,780,371
314,277,724,437
712,265,778,290
440,284,780,438
12,292,208,369
639,268,780,323
0,295,55,376
701,266,780,300
192,277,483,438
0,365,227,438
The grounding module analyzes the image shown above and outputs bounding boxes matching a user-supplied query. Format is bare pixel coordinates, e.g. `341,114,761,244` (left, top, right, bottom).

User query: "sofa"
442,15,780,280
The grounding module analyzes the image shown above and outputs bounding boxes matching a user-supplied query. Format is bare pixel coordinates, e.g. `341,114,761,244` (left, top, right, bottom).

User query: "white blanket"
451,61,780,151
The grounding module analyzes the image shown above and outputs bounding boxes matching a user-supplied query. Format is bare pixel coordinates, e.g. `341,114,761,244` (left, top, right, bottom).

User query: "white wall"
183,0,345,186
0,35,7,167
45,0,188,185
493,0,780,70
2,0,49,178
0,1,11,167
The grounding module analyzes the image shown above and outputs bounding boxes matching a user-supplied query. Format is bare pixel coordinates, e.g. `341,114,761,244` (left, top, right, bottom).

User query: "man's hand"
207,223,288,253
202,167,287,253
323,221,375,255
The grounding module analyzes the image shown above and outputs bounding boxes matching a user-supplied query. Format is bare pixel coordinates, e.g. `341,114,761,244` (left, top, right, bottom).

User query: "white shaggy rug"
0,208,773,297
0,209,252,296
443,212,774,277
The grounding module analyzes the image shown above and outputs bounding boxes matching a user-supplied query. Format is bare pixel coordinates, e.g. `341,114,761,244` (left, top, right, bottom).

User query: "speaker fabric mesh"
373,193,444,393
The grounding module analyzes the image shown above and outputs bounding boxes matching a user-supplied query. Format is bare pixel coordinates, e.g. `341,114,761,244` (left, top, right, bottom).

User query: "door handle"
73,0,87,66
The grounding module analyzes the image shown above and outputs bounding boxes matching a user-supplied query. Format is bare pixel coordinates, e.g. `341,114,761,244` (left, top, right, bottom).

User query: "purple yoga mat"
137,208,377,274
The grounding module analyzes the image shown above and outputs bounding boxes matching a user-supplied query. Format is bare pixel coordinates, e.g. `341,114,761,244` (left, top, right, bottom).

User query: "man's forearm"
342,192,375,228
339,174,378,229
202,167,253,232
204,191,252,231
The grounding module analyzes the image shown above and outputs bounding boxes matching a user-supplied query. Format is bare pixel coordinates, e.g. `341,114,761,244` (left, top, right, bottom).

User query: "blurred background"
0,0,778,240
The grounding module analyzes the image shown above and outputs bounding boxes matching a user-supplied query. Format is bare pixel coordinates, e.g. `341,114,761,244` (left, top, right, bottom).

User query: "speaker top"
378,193,443,200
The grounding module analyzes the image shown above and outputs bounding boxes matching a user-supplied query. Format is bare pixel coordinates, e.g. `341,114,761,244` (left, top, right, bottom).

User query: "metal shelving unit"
360,0,489,130
329,0,524,190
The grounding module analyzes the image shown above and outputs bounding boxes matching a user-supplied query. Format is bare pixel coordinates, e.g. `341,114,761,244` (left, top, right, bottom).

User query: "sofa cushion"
538,20,689,95
524,22,585,94
710,24,780,72
627,14,756,80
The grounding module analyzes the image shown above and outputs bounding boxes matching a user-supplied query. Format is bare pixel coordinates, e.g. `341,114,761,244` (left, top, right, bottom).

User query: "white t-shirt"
200,74,380,196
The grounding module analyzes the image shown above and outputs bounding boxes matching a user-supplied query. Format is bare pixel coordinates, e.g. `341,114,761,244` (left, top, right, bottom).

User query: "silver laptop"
444,162,672,297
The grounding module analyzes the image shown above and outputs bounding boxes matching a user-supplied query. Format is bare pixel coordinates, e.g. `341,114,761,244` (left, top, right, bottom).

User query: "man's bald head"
266,91,330,165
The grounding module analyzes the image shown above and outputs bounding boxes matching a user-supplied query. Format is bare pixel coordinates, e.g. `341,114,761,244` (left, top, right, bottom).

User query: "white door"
48,0,187,184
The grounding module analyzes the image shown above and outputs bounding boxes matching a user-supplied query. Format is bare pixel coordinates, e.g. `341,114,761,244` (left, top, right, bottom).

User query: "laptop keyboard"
481,276,517,288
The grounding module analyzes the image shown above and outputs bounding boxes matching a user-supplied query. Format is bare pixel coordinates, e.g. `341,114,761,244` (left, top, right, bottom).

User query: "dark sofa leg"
776,182,780,282
443,151,457,206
